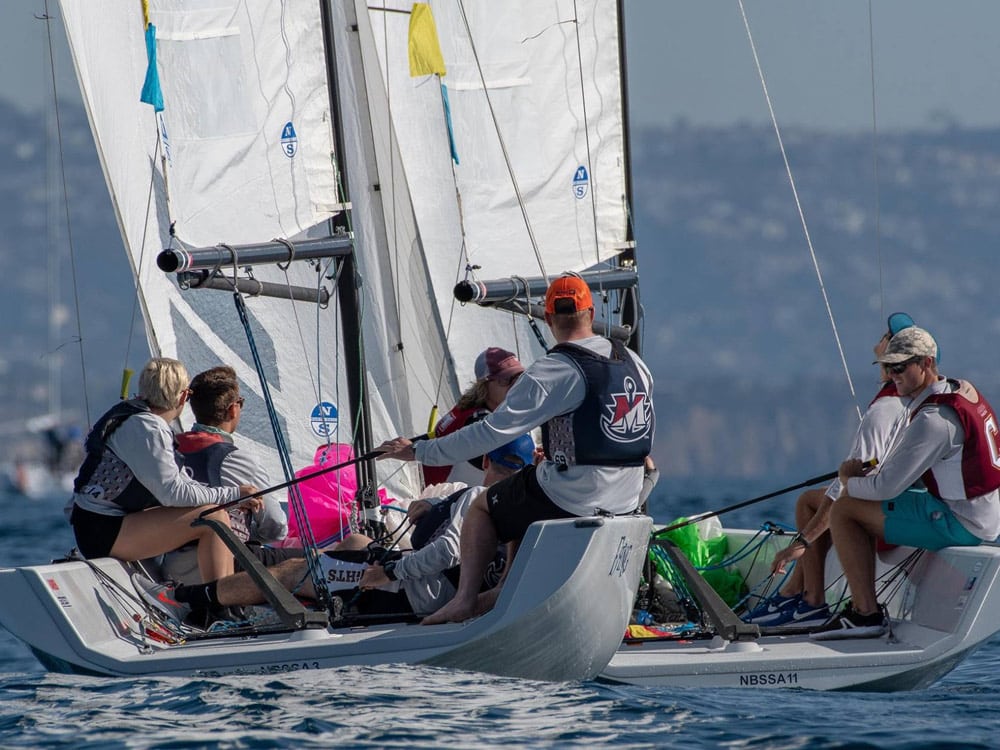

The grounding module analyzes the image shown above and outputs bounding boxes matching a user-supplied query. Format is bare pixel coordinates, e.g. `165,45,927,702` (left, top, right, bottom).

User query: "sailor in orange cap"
379,272,655,624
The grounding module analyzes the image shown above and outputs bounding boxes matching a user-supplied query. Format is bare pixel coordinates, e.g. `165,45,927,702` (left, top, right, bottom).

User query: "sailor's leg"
796,489,833,607
829,496,883,614
194,508,236,580
214,559,310,606
331,534,374,552
422,493,496,624
473,540,517,616
111,504,235,581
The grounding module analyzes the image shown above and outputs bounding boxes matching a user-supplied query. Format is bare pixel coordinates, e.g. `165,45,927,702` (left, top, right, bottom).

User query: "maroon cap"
474,347,525,382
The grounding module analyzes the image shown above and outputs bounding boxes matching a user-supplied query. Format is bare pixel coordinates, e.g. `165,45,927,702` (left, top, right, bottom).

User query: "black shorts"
486,464,575,544
69,505,123,559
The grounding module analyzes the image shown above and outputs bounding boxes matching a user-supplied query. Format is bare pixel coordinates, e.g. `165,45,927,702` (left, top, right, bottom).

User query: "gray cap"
876,326,938,364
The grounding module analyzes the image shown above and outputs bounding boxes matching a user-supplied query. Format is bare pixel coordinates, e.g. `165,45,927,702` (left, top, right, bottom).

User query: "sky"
5,1,1000,132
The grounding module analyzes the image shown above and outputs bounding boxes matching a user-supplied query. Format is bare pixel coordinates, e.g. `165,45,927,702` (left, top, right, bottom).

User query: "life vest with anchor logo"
73,399,181,512
542,339,654,470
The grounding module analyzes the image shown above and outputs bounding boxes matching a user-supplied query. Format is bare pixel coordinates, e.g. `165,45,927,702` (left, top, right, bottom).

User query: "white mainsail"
58,0,452,499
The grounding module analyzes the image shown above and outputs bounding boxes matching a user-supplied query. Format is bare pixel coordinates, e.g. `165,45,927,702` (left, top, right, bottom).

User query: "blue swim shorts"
882,489,982,550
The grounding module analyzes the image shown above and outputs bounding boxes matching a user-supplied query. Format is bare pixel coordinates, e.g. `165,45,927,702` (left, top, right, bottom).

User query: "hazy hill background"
2,98,999,481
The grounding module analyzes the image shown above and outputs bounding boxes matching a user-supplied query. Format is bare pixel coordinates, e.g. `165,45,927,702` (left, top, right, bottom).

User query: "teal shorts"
882,489,982,550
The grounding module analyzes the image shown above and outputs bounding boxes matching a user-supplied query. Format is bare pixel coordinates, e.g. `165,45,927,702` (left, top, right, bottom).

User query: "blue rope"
233,292,331,606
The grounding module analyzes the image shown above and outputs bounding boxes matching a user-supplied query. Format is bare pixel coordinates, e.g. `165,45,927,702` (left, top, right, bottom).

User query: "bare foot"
473,587,501,617
421,595,477,625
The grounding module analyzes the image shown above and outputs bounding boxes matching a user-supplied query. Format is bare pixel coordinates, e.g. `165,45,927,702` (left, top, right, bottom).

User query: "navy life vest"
410,488,467,550
175,431,248,540
73,399,173,513
542,339,654,470
175,431,238,487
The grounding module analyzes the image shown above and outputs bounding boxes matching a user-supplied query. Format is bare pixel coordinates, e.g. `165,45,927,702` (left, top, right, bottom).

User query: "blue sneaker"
741,593,800,624
766,599,832,627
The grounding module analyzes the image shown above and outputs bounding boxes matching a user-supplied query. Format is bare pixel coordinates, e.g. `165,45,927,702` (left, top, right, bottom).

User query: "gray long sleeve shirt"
415,336,653,516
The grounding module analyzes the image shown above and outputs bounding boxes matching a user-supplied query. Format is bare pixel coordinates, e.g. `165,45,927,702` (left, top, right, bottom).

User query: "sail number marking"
739,672,799,687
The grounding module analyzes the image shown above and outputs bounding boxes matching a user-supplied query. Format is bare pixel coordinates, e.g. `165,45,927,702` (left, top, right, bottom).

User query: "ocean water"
1,483,999,749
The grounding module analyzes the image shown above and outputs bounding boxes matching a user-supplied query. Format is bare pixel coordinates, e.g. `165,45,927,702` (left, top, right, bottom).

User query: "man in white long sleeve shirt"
355,434,535,615
162,366,293,594
379,273,655,625
747,314,919,627
814,327,1000,639
175,366,287,550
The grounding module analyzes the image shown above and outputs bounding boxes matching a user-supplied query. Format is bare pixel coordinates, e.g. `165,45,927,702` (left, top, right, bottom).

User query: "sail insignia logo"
281,122,298,158
572,165,589,199
600,376,652,443
310,401,338,438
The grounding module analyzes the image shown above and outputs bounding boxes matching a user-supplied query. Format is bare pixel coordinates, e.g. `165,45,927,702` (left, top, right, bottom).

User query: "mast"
616,0,641,356
319,0,382,535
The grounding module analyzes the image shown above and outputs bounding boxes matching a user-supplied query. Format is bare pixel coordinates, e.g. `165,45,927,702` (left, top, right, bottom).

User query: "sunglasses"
885,357,923,375
231,396,245,408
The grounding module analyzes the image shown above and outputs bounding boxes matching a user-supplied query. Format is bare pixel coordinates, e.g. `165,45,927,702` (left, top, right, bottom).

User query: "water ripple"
1,491,999,747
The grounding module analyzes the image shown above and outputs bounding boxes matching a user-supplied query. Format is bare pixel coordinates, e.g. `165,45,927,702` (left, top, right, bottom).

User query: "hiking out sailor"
164,365,298,590
66,358,263,582
423,347,525,487
378,272,655,625
746,313,922,628
132,435,536,623
815,327,1000,640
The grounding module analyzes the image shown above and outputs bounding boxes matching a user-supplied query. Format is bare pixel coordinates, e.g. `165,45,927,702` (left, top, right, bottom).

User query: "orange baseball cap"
544,274,593,314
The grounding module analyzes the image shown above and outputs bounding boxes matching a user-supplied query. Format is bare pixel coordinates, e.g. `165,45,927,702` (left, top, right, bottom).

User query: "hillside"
2,100,999,479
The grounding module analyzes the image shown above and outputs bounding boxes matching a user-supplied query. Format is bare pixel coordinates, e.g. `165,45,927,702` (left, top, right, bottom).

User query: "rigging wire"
737,0,862,420
232,288,332,607
41,4,92,423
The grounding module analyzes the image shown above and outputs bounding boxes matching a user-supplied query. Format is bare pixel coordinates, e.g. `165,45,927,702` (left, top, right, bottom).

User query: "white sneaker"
132,573,191,625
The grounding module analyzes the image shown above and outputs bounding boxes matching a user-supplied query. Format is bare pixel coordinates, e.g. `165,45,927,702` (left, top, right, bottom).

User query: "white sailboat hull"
0,515,650,681
601,529,1000,690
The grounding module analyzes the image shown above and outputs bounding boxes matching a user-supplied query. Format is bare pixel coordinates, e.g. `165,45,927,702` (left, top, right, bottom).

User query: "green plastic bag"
653,517,746,607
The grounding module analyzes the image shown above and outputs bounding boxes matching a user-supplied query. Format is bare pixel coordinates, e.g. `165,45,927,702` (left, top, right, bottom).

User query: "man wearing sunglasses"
746,314,919,628
164,366,291,608
812,327,1000,639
